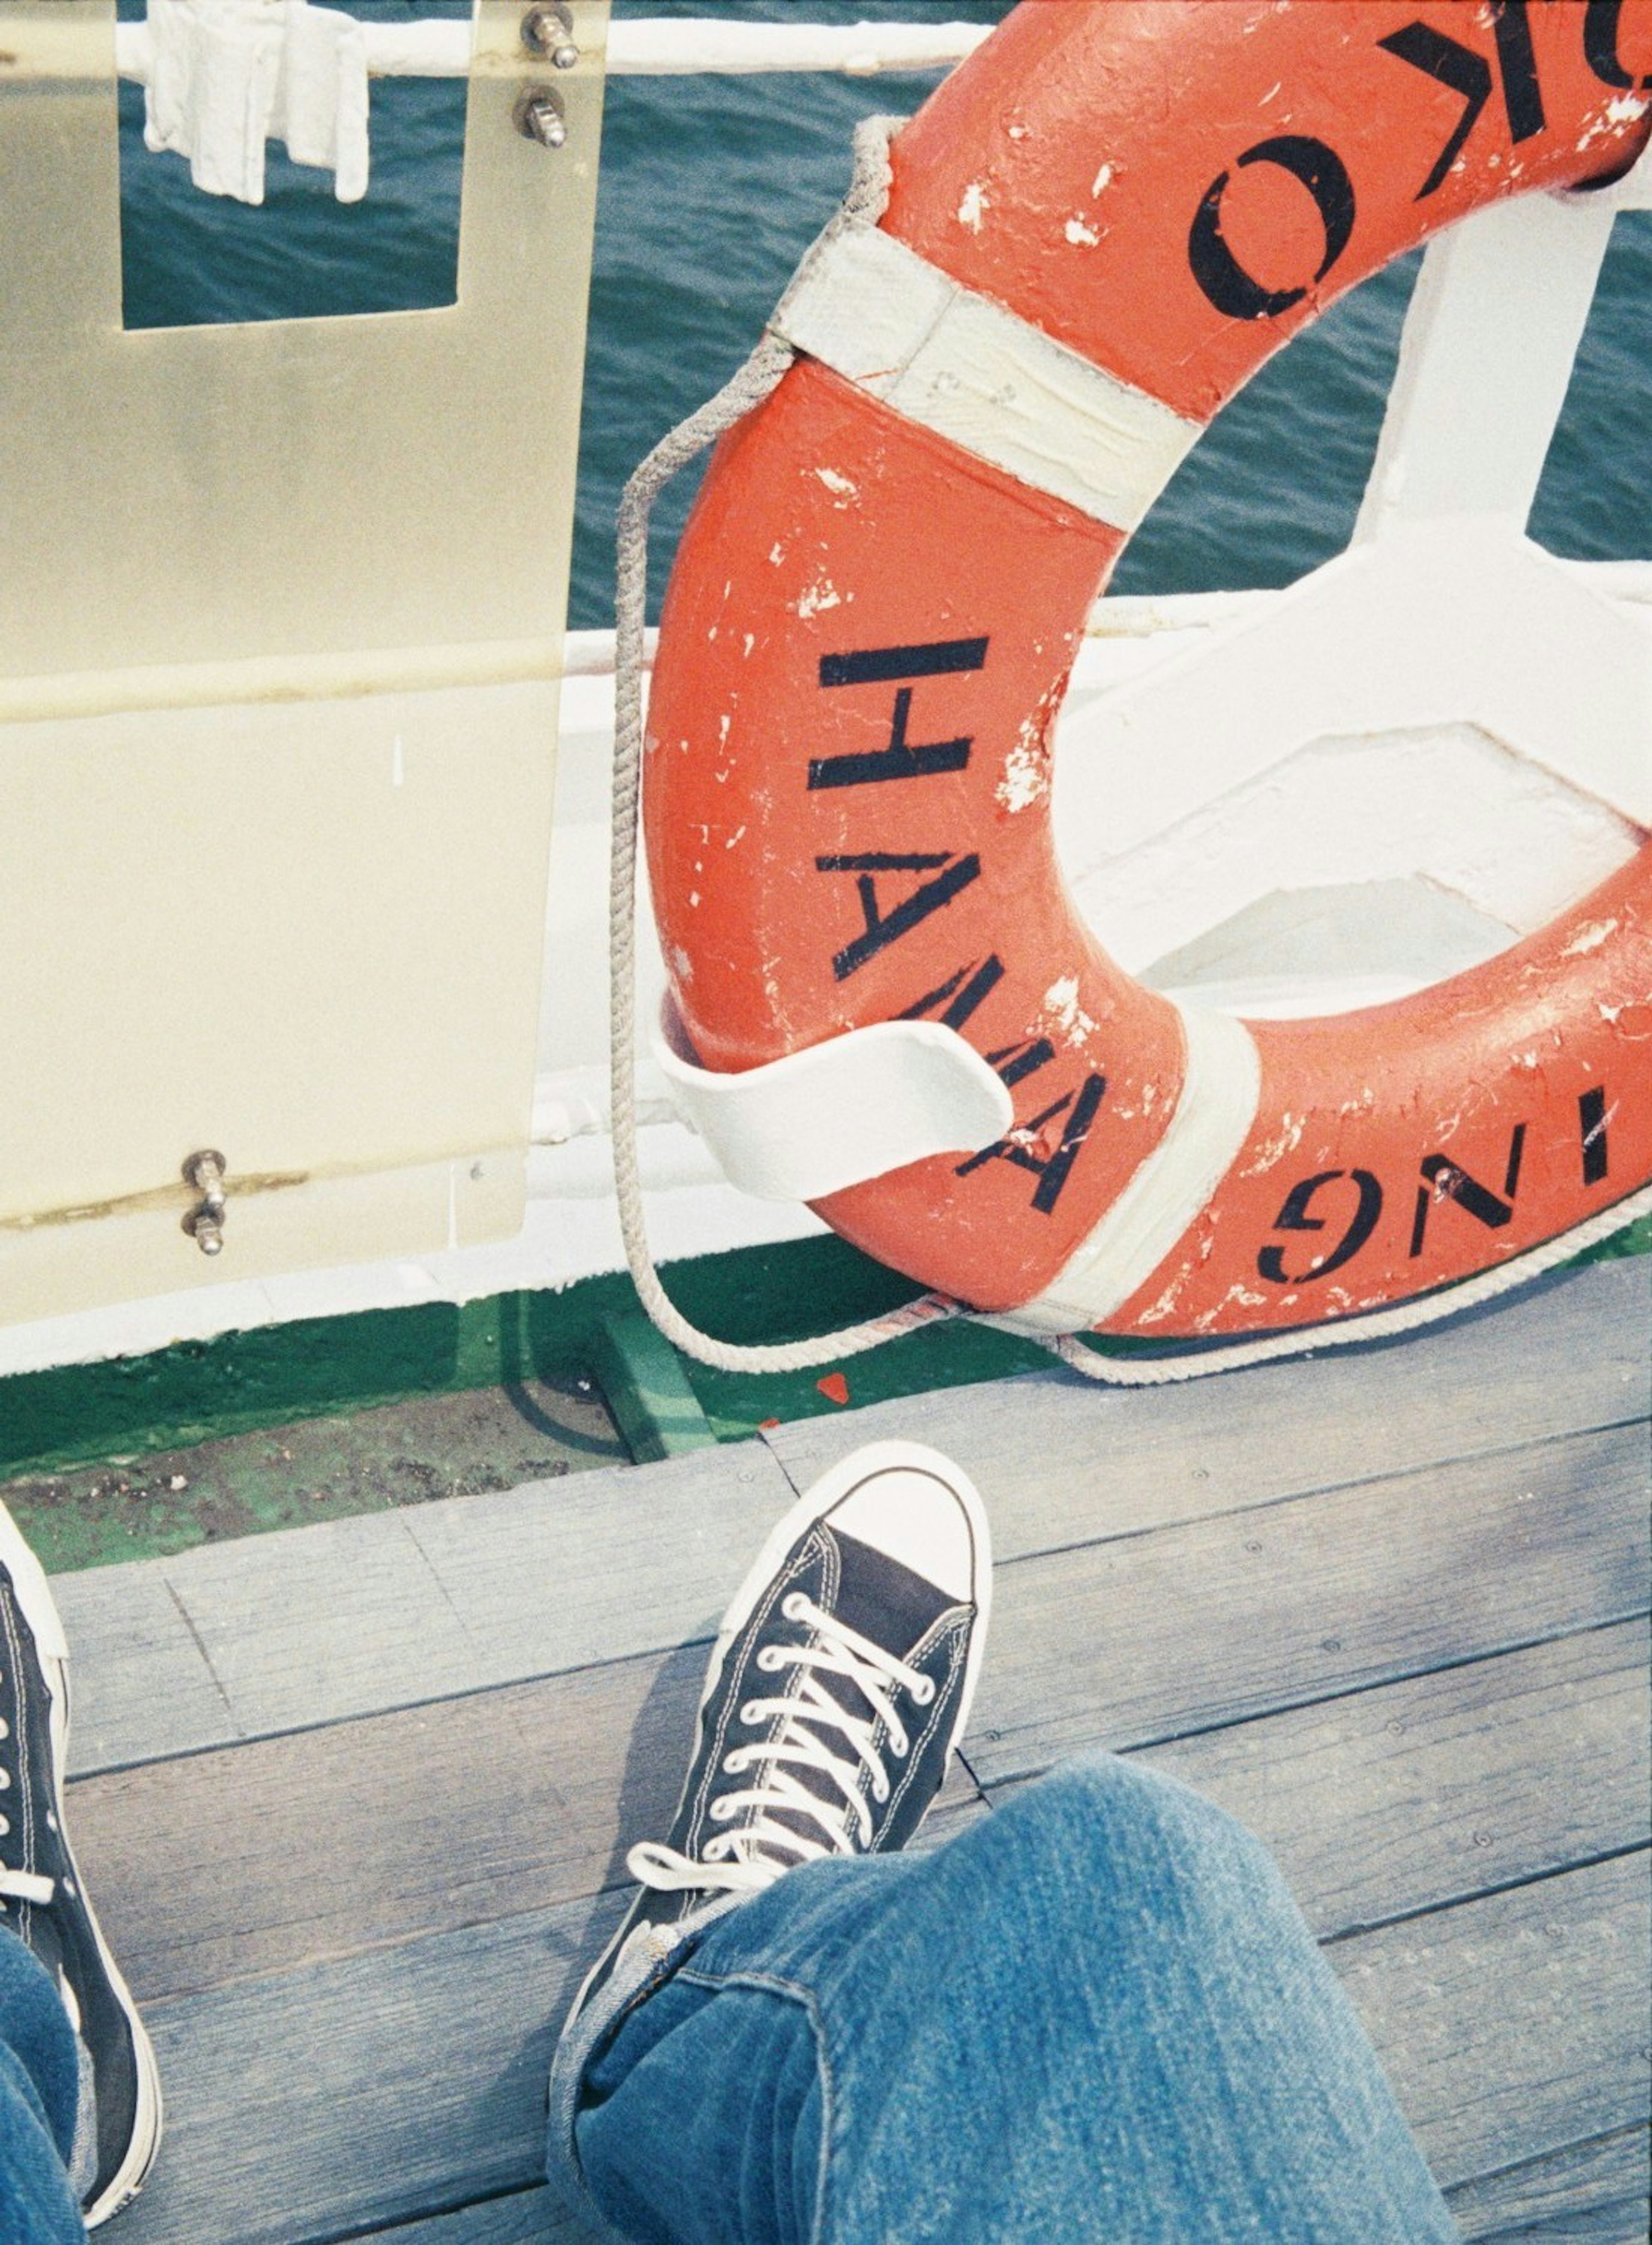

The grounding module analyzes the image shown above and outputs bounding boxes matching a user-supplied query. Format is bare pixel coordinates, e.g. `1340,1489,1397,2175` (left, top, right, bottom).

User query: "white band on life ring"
655,1016,1015,1204
770,224,1202,533
999,1003,1263,1333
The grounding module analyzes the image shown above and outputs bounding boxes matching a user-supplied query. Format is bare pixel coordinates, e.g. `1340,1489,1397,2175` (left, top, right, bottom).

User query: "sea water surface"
115,0,1650,629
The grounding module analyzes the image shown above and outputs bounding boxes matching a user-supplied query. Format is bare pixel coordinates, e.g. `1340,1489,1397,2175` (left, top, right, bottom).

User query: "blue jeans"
558,1756,1459,2244
0,1930,86,2245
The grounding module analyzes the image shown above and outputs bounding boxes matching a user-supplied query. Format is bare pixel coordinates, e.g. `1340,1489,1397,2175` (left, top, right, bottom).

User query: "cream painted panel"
0,682,555,1207
0,1154,524,1330
0,4,606,1323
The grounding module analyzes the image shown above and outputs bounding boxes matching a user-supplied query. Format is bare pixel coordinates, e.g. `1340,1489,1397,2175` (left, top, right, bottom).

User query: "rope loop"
608,120,967,1376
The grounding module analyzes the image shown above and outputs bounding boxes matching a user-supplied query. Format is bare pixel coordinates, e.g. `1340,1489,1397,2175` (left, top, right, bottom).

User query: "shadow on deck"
56,1256,1652,2243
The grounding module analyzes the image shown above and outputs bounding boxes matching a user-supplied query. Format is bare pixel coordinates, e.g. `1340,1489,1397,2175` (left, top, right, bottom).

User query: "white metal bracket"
654,1019,1013,1203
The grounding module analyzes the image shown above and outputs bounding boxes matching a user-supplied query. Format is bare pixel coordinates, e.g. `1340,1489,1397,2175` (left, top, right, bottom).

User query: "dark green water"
116,0,1649,629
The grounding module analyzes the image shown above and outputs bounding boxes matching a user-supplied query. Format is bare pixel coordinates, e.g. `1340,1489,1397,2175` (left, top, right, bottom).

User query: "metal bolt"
515,84,567,149
182,1149,228,1255
521,5,579,70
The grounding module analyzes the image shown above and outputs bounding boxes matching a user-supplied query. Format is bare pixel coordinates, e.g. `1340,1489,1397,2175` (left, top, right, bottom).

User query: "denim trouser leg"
573,1756,1459,2245
0,1927,86,2245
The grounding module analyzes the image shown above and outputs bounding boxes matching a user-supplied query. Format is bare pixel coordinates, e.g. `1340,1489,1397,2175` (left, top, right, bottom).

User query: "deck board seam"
1314,1839,1652,1946
401,1511,496,1670
959,1410,1650,1575
756,1429,809,1503
969,1606,1652,1783
160,1573,243,1739
1442,2119,1651,2208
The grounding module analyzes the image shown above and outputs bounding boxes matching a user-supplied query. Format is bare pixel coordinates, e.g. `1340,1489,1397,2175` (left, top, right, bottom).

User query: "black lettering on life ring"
1580,1085,1611,1186
812,638,989,791
955,1074,1107,1215
900,953,1057,1091
819,638,989,689
900,953,1005,1032
1381,5,1546,201
816,850,981,981
1257,1168,1384,1284
1492,3,1547,142
984,1037,1058,1092
809,687,973,792
1408,1124,1526,1256
1188,135,1357,320
1585,0,1652,89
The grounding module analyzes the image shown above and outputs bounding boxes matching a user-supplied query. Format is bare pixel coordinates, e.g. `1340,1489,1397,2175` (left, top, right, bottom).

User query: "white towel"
145,0,283,205
271,1,370,205
142,0,370,209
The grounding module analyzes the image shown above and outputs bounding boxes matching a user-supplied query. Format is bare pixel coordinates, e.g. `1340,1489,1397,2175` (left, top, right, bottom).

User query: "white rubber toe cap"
826,1444,986,1604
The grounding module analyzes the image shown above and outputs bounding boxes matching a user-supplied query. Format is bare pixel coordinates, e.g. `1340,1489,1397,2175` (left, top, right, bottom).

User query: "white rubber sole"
0,1502,164,2228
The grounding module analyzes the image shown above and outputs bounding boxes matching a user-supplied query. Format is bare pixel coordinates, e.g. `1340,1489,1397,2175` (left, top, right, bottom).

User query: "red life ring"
645,0,1652,1339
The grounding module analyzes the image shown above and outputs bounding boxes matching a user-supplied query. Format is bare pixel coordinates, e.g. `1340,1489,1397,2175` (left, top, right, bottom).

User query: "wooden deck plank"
55,1260,1647,1780
1446,2125,1650,2242
1341,1852,1649,2189
401,1447,786,1686
763,1261,1650,1560
162,1506,489,1740
105,1853,1646,2245
69,1622,1645,2006
964,1423,1649,1783
52,1560,236,1771
56,1441,798,1774
68,1646,984,2004
42,1257,1648,2240
112,1891,616,2245
1468,2205,1650,2245
987,1620,1649,1939
1131,1622,1651,1931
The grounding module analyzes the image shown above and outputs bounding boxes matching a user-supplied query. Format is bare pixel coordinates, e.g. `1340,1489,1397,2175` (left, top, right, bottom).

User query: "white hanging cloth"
143,0,370,207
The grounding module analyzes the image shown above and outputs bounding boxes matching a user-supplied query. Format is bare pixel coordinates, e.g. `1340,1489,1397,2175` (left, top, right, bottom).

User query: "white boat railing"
111,14,996,84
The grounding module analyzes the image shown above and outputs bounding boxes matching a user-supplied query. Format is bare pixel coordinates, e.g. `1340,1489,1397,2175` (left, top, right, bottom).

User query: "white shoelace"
628,1590,937,1900
0,1869,54,1905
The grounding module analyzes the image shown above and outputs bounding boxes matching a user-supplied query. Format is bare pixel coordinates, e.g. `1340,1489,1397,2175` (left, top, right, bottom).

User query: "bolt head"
516,89,567,148
182,1146,228,1189
521,6,578,68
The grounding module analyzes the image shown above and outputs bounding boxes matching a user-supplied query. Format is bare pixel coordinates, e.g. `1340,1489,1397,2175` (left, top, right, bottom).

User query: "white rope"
1042,1184,1652,1386
608,118,971,1375
607,113,1651,1385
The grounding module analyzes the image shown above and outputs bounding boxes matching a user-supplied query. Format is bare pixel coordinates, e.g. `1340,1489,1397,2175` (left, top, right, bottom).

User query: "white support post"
1353,187,1618,542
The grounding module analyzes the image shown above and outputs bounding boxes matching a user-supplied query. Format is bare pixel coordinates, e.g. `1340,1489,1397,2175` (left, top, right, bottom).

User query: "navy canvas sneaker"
572,1438,992,2024
0,1501,162,2227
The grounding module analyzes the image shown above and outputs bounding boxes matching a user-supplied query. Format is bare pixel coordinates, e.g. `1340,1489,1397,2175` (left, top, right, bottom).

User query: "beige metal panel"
0,3,608,1323
0,681,555,1193
0,1,607,673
